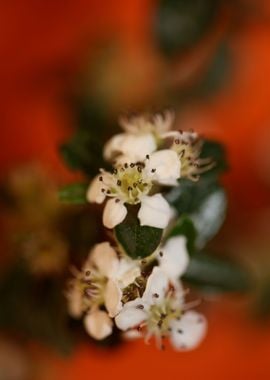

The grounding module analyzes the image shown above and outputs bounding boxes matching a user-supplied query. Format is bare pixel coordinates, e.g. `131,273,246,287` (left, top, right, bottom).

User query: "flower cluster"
67,111,212,350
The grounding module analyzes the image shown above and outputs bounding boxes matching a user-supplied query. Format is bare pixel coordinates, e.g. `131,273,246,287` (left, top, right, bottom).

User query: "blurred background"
1,0,270,379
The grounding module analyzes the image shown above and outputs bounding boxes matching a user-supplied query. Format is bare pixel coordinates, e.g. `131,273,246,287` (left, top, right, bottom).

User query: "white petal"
104,133,156,162
143,267,169,304
104,279,123,317
87,242,119,277
115,298,147,331
159,236,189,279
138,194,172,229
115,258,141,288
84,310,113,340
86,175,106,204
103,199,127,229
146,150,180,186
169,311,207,351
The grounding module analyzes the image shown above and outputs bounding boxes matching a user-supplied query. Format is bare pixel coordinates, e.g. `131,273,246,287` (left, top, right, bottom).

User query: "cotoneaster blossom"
103,111,175,163
67,242,140,339
170,131,214,181
115,267,207,350
87,162,175,229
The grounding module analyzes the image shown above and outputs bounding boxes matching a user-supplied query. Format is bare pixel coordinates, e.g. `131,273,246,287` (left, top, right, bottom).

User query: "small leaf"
115,207,163,259
169,215,197,255
190,188,227,249
183,252,251,292
59,183,88,205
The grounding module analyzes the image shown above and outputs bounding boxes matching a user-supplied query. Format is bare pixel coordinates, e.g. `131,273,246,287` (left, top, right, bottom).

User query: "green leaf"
183,252,251,292
114,208,163,259
200,140,228,179
154,0,220,56
190,188,227,249
59,183,88,205
169,215,197,255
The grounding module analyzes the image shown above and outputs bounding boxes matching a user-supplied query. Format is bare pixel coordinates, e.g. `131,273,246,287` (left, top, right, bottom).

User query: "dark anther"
115,199,120,203
151,168,156,173
146,154,150,159
153,293,159,298
177,329,183,334
136,304,144,310
128,186,132,191
124,163,128,168
159,251,163,257
117,180,122,186
130,163,135,168
99,176,103,181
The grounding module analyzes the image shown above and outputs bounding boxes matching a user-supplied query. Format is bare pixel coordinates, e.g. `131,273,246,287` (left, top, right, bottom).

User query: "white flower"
115,267,206,350
145,149,181,186
66,242,141,339
87,164,172,229
170,131,214,181
104,111,175,163
104,133,156,163
157,236,189,280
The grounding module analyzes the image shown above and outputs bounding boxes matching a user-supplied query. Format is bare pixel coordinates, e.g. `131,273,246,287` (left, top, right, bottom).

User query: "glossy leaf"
183,252,251,292
115,208,163,259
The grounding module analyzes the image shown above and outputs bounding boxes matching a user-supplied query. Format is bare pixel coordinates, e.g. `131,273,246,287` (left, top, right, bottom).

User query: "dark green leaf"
190,188,227,248
154,0,220,56
114,208,163,259
200,140,228,179
169,215,197,255
59,183,88,205
183,252,251,292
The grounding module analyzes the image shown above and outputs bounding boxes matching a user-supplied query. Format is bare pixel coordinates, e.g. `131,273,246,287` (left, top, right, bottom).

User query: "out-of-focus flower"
87,164,173,229
115,267,206,350
103,111,175,163
67,242,140,339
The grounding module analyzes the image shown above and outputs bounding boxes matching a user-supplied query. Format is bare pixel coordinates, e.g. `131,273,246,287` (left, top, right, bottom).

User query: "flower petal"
138,194,172,229
143,267,169,304
87,242,119,277
84,310,113,340
146,150,180,186
104,133,156,162
116,258,141,288
86,175,106,204
169,311,207,351
115,298,148,331
159,236,189,279
103,199,127,229
104,279,123,317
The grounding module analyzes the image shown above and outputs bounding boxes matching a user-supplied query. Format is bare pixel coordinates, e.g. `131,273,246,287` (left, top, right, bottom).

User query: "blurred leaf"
115,207,163,259
183,252,251,292
190,188,227,249
0,261,73,354
154,0,220,56
169,215,197,255
59,183,88,205
60,99,112,177
200,140,228,179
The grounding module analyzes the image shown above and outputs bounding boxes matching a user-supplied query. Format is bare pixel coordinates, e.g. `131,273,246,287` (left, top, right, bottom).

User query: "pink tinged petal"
115,298,148,331
143,267,169,304
84,310,113,340
159,236,189,279
86,175,106,204
146,150,181,186
169,311,207,351
89,242,119,277
104,279,123,318
138,194,172,229
103,199,127,229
